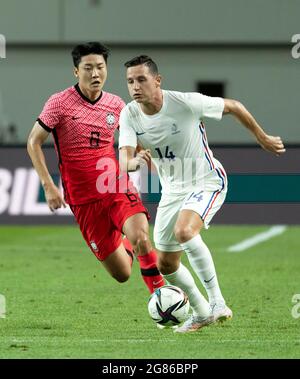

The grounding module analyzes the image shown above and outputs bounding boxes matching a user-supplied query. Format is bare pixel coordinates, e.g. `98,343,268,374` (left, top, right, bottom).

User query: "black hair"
124,55,158,75
71,42,110,67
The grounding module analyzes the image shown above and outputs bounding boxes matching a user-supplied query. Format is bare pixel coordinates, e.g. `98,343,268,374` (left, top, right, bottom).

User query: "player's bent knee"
131,230,151,252
112,271,131,283
174,225,195,243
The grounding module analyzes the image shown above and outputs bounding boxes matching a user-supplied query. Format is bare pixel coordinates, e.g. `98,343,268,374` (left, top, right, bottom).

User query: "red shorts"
70,191,150,261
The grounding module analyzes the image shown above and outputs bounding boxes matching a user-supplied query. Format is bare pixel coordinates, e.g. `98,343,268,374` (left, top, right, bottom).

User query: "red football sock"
137,250,165,293
122,237,134,267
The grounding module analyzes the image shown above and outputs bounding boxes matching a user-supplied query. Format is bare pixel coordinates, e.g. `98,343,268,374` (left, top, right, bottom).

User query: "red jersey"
38,84,125,205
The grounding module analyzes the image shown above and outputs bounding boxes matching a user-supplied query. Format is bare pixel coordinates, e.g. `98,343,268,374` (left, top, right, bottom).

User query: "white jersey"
119,90,226,195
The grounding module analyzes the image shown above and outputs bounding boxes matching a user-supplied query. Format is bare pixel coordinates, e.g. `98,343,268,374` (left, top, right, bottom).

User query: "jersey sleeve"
184,92,224,121
118,108,137,148
37,93,62,132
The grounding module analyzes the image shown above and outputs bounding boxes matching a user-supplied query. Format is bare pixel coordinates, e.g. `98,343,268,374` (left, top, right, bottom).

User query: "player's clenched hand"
43,183,66,212
257,134,286,156
135,149,152,167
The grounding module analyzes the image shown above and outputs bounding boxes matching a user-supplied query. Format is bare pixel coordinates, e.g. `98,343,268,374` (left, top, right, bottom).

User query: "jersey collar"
74,83,103,105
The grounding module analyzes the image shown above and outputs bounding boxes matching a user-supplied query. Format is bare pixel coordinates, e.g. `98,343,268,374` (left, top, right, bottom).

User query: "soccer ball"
148,285,190,327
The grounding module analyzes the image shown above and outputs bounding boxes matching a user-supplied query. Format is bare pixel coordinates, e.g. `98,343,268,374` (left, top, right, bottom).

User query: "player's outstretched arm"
27,122,66,212
119,146,152,172
223,99,286,156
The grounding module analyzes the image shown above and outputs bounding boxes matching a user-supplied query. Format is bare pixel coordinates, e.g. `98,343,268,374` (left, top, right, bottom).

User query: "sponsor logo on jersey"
106,112,115,128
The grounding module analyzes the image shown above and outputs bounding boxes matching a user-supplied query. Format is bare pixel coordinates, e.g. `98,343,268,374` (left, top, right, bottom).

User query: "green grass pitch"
0,225,299,358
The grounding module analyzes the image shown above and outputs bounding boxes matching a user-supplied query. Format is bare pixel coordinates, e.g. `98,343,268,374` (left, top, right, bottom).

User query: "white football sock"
181,234,225,305
163,263,210,318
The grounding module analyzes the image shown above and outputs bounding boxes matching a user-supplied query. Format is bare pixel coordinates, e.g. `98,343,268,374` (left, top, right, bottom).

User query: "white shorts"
154,180,227,252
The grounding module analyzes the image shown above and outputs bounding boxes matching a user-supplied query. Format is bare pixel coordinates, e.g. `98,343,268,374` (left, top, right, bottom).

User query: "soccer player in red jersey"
27,42,164,293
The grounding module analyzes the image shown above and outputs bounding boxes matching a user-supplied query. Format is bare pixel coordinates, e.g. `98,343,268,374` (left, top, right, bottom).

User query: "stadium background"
0,0,300,360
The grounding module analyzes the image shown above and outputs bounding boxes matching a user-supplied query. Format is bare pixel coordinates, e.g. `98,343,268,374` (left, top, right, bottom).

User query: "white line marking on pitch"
227,225,287,252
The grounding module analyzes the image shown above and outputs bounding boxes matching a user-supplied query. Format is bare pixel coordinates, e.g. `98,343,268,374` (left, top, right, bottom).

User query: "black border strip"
52,129,62,165
37,118,52,133
141,267,160,277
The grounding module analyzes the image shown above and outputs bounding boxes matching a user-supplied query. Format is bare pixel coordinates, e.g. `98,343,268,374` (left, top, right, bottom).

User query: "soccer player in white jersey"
118,55,285,333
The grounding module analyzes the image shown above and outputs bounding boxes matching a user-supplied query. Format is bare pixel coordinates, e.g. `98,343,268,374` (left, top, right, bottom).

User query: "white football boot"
174,314,214,333
210,303,233,323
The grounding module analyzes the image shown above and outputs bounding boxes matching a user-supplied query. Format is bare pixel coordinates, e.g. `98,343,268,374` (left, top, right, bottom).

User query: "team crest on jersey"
90,241,99,252
106,112,116,128
171,123,180,135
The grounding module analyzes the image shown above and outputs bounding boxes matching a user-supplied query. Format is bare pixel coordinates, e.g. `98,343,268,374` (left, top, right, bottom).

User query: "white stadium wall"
0,0,299,143
0,0,297,44
0,45,298,144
